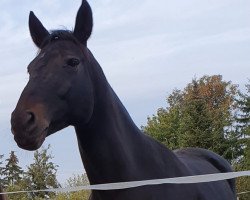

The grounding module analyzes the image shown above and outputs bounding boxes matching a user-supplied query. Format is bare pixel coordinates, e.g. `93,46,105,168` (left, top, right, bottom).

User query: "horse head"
11,0,95,151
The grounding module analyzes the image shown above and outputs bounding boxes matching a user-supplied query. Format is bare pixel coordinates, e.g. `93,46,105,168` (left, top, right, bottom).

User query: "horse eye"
67,58,80,67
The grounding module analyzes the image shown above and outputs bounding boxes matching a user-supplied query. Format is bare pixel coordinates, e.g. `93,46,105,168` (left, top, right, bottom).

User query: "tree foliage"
234,82,250,200
0,155,4,181
236,82,250,166
55,174,90,200
0,154,5,189
0,146,60,200
3,151,23,187
143,75,242,162
1,146,90,200
25,145,60,199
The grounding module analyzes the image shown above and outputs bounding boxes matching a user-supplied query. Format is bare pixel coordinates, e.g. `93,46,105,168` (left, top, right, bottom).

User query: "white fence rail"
0,171,249,195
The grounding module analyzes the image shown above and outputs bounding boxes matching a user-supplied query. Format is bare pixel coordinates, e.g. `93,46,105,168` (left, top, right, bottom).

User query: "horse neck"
74,54,182,184
74,58,141,182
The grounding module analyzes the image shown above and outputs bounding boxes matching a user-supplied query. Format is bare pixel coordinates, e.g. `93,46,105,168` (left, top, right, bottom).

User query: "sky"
0,0,249,183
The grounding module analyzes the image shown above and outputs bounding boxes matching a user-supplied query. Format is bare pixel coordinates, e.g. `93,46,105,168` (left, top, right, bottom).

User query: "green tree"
0,154,6,193
0,153,29,200
143,75,242,162
3,151,23,187
235,164,250,200
236,82,250,166
142,89,183,149
25,145,59,199
234,82,250,200
0,154,4,183
6,180,30,200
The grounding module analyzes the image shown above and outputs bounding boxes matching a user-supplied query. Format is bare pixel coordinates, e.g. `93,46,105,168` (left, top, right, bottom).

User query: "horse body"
10,1,236,199
0,187,7,200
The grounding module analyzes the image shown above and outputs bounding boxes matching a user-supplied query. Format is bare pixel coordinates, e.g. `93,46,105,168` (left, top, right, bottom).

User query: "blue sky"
0,0,249,183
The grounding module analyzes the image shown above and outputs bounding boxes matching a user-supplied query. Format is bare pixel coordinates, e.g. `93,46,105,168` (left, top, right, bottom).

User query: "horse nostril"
26,111,36,124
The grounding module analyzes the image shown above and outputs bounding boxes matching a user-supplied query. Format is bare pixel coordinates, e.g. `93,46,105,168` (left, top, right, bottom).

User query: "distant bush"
54,174,90,200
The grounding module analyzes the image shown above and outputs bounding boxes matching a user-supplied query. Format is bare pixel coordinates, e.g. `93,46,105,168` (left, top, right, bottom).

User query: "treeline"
0,146,90,200
1,146,54,199
143,75,249,200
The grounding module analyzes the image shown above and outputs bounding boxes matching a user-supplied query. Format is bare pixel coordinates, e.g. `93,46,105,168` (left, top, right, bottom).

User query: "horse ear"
29,11,49,48
73,0,93,45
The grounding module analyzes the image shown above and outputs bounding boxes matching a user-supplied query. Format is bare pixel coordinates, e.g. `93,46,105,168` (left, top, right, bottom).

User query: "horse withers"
11,1,236,199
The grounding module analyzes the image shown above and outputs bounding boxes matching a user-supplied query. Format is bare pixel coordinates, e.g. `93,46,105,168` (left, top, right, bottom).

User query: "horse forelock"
37,30,90,61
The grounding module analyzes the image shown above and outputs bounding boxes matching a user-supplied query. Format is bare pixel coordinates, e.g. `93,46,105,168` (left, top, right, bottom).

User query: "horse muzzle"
11,104,50,151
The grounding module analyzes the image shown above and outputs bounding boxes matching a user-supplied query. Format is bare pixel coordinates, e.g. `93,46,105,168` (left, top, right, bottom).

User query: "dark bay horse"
0,186,7,200
11,1,236,199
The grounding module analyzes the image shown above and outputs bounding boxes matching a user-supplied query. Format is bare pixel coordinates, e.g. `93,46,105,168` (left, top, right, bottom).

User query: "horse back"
174,148,236,199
